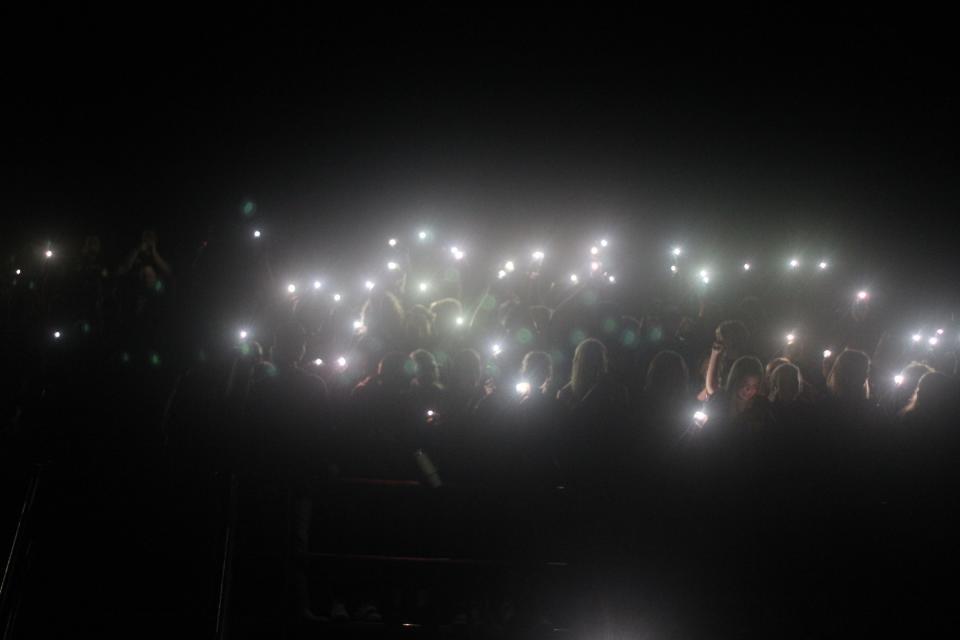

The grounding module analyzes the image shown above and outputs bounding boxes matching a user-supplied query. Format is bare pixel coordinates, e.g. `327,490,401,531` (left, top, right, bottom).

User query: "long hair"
827,349,870,400
571,338,608,400
769,362,802,403
644,350,689,399
722,356,764,409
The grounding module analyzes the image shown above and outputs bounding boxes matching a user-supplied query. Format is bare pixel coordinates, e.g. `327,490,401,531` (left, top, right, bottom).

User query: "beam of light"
337,356,347,368
590,246,599,255
532,250,545,261
492,344,502,356
504,260,515,272
314,358,323,366
353,320,364,330
253,230,261,238
743,263,751,271
388,238,397,247
313,280,322,290
937,328,945,335
670,265,678,273
239,330,248,340
823,349,832,359
498,270,507,279
929,337,939,346
819,261,828,270
418,230,428,240
426,410,435,418
53,330,61,339
569,274,579,284
456,316,464,326
419,281,429,292
912,333,922,342
333,293,342,302
693,410,708,427
515,381,531,395
895,374,904,385
608,275,616,284
591,261,600,272
600,239,609,247
45,250,54,258
786,333,796,344
701,275,710,284
287,283,297,294
672,247,682,257
789,258,800,268
387,261,399,271
364,280,375,291
857,291,868,301
15,269,21,275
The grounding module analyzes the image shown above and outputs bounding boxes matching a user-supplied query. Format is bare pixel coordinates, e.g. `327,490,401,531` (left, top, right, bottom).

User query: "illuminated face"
737,376,761,403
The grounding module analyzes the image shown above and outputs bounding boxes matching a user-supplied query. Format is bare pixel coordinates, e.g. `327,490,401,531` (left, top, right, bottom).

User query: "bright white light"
15,269,21,275
456,316,464,326
314,358,323,366
701,276,710,284
353,320,364,330
450,246,459,256
699,269,708,278
937,328,945,336
786,333,796,344
419,281,428,292
670,265,678,273
532,250,545,261
426,410,435,418
287,283,296,294
608,275,616,284
929,337,939,346
498,270,507,279
504,260,515,272
819,261,828,270
515,382,531,395
590,246,599,255
253,230,261,238
239,330,248,340
337,356,347,368
313,281,322,290
333,293,342,302
789,259,800,268
453,250,465,261
569,274,579,284
53,331,61,339
743,263,751,271
823,349,832,359
912,333,922,342
45,250,53,259
672,247,682,257
387,261,399,271
600,239,609,248
364,280,375,291
388,238,397,247
418,230,428,240
895,374,904,386
492,344,502,356
693,411,708,427
857,291,868,301
591,261,600,272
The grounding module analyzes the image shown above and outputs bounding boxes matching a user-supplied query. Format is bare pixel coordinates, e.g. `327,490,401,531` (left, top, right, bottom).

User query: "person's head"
769,363,802,404
429,298,463,340
141,264,158,288
899,362,933,402
644,350,689,399
405,305,434,346
521,351,553,391
764,357,791,393
451,349,483,392
410,349,440,387
141,228,158,249
827,349,871,400
273,321,307,366
715,320,750,356
571,338,608,399
361,290,405,347
908,371,954,418
529,306,552,336
724,356,764,408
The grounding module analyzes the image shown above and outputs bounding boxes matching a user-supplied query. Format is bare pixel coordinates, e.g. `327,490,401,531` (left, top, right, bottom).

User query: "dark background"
5,12,959,285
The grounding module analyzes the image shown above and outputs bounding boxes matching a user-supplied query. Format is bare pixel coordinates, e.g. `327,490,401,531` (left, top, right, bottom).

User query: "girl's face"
737,376,761,403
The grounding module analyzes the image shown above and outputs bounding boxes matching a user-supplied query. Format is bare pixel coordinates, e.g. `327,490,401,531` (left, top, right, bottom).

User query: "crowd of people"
3,221,960,636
